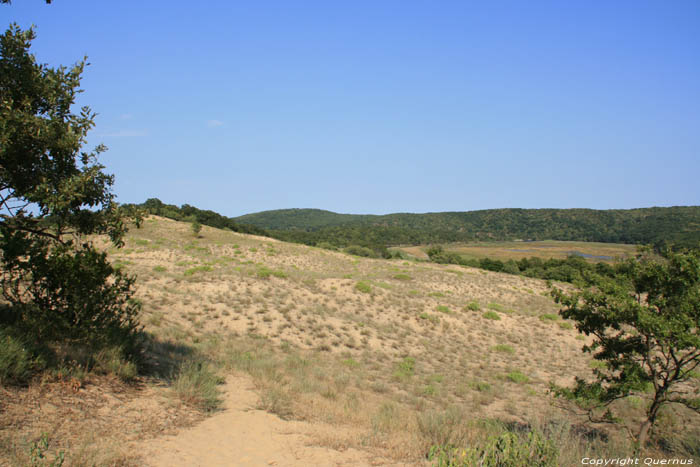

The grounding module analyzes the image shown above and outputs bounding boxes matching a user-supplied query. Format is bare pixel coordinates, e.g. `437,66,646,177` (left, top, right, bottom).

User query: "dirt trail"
141,374,401,467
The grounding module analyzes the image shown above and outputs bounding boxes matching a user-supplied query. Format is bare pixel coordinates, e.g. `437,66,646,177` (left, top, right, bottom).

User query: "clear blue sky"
4,1,699,216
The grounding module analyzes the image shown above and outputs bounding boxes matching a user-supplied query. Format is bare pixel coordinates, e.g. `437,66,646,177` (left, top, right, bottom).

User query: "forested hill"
234,206,700,248
133,200,700,251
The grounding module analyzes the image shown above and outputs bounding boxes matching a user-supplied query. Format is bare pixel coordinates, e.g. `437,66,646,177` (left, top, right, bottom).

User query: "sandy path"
141,374,399,467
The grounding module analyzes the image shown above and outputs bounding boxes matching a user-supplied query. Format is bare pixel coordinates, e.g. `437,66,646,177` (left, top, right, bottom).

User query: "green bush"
393,356,416,379
355,281,372,293
483,311,501,320
487,303,504,312
0,329,44,384
464,301,480,311
344,245,376,258
393,273,412,281
539,313,559,321
0,244,141,352
436,305,451,314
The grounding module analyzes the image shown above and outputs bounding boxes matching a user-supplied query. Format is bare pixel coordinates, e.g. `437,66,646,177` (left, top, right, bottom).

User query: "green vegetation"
486,302,504,312
428,245,627,285
173,360,224,412
135,201,700,261
191,220,202,237
184,265,213,276
483,311,501,320
234,206,700,250
464,301,480,311
256,267,287,279
0,25,141,383
134,198,268,236
492,344,515,354
436,305,451,314
552,248,700,452
393,356,416,380
506,371,529,384
428,429,558,466
355,281,372,293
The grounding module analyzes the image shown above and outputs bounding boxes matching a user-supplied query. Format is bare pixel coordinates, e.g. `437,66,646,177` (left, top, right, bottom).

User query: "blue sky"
4,1,699,216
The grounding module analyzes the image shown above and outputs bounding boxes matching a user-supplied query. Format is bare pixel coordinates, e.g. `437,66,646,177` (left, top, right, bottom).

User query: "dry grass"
2,216,697,465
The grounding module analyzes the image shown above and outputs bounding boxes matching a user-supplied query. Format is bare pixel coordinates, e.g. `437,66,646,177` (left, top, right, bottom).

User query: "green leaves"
551,248,700,447
0,25,142,361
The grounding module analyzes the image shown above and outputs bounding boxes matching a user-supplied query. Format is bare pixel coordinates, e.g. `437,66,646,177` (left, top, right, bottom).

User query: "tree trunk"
636,419,652,455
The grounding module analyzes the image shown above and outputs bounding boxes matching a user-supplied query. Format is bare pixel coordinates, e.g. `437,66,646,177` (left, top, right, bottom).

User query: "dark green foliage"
344,245,377,258
0,241,140,347
235,206,700,250
0,328,45,384
136,201,700,264
551,248,700,450
0,25,141,381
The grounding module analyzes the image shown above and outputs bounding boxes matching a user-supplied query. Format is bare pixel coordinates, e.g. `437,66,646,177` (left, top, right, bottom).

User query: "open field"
1,217,697,465
398,240,638,263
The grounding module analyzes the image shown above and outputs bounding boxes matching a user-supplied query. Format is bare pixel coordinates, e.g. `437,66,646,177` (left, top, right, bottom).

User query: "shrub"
539,313,559,321
465,301,480,311
417,407,467,449
393,273,412,281
0,329,44,384
436,305,451,314
355,281,372,293
483,311,501,320
257,267,287,279
173,360,223,412
344,245,376,258
428,429,558,466
393,356,416,379
487,303,504,312
93,346,138,381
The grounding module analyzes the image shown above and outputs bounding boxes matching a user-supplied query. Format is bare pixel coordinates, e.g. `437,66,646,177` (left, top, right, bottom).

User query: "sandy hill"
2,216,697,465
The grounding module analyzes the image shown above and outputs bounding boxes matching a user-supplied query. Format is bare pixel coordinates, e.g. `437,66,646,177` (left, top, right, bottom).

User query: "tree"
0,24,141,354
551,248,700,452
191,220,202,237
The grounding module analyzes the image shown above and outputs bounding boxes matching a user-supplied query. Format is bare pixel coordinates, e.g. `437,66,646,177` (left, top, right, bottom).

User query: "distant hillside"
235,206,700,249
133,200,700,252
235,208,379,231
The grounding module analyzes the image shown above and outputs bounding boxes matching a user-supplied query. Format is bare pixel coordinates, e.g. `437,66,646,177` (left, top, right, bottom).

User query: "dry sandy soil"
2,216,697,466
